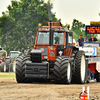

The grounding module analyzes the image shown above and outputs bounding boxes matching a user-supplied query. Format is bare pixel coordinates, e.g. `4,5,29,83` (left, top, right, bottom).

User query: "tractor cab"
9,51,21,60
34,22,73,61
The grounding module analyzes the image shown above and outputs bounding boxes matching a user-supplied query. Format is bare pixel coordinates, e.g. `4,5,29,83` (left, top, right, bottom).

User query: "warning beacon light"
38,23,42,27
67,24,70,30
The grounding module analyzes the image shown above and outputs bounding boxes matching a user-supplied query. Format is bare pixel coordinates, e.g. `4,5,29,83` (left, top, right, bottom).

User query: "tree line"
0,0,87,53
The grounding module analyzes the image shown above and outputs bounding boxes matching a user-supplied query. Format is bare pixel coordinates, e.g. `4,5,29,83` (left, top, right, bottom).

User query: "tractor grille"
37,47,48,55
31,53,41,62
30,50,42,63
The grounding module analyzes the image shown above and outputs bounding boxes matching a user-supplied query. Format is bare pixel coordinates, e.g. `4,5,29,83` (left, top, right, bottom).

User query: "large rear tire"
16,56,32,83
1,62,6,72
74,51,86,84
53,57,72,84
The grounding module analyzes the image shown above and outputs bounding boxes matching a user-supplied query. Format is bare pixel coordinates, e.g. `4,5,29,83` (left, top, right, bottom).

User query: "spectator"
77,34,84,46
89,34,98,42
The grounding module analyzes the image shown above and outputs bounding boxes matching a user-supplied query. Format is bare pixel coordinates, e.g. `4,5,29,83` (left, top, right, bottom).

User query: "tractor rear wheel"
16,55,32,83
74,51,87,84
53,57,72,84
1,62,6,72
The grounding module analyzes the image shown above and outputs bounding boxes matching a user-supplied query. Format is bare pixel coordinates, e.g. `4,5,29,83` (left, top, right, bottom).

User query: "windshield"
10,53,19,59
37,32,64,44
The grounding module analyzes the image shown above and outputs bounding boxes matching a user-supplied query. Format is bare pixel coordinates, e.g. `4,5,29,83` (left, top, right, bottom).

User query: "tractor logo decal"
59,51,63,56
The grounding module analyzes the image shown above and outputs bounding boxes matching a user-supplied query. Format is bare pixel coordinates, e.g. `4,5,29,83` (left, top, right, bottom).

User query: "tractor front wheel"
53,57,72,84
16,56,32,83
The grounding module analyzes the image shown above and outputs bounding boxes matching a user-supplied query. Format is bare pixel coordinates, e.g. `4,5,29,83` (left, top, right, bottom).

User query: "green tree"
0,13,17,52
70,19,86,41
0,0,60,53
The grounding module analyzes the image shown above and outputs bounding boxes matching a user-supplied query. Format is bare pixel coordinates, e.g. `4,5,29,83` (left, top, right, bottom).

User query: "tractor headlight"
44,56,47,59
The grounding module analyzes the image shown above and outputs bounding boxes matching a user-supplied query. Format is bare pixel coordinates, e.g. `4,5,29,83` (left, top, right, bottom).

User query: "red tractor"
0,51,21,72
15,21,87,84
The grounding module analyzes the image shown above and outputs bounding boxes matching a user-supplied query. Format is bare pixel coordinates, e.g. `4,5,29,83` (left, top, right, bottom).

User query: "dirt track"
0,78,100,100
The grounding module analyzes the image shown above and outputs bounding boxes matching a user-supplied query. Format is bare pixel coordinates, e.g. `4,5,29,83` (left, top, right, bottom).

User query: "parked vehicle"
1,51,21,72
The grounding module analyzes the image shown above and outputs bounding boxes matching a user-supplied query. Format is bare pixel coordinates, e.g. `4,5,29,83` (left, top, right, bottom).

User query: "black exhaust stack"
49,20,53,46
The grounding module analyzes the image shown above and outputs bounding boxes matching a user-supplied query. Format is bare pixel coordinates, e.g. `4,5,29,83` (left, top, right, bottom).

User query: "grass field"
0,72,15,78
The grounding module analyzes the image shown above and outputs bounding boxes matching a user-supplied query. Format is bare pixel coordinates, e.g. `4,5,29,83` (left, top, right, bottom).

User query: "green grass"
0,72,15,78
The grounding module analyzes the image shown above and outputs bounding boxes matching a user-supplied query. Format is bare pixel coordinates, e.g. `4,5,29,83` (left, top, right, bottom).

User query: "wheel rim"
4,63,6,72
67,62,71,83
13,60,16,72
81,54,85,83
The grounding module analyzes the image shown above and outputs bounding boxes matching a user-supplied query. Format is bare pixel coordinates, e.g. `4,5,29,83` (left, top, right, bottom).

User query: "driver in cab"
89,34,98,42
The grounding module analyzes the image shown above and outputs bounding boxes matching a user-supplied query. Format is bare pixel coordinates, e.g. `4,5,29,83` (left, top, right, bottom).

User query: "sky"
0,0,100,26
